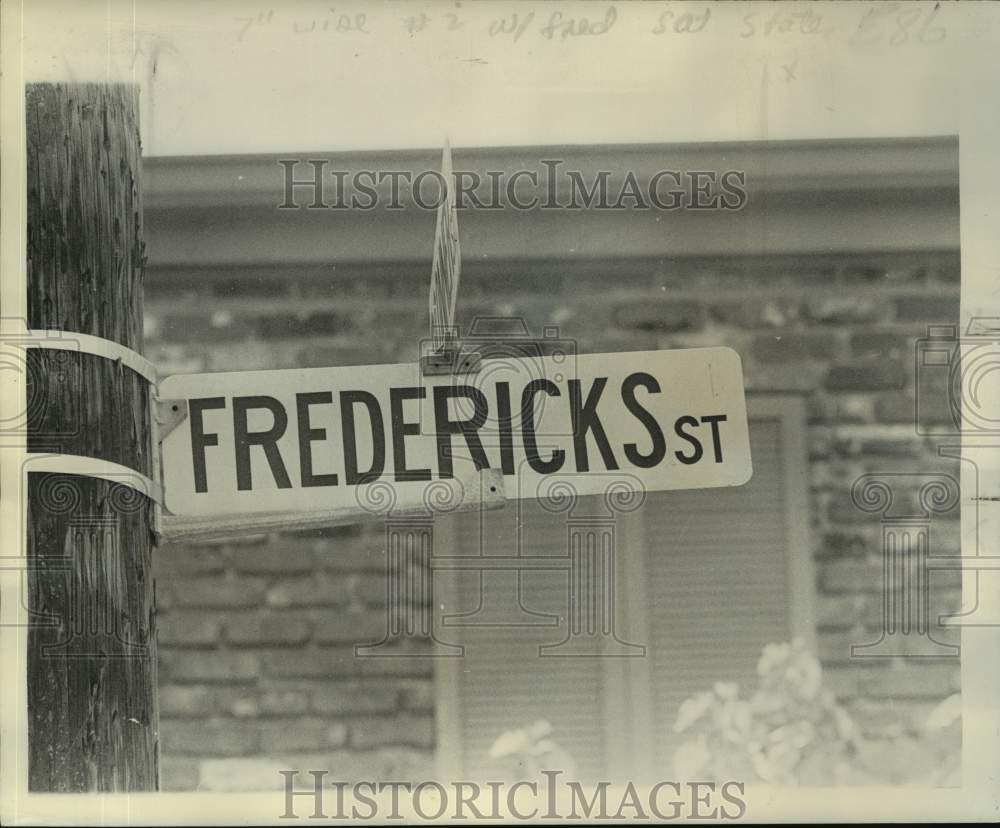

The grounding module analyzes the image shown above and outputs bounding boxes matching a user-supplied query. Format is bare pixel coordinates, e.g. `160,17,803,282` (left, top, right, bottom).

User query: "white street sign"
159,347,752,517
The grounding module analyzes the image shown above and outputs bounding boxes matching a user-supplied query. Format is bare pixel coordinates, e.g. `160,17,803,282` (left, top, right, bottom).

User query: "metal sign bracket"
155,398,189,442
420,342,482,376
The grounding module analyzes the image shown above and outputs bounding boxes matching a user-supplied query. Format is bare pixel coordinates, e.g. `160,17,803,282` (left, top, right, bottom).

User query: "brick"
227,691,261,719
145,273,207,299
232,542,316,574
256,689,311,717
160,685,216,718
807,430,833,459
828,394,875,424
927,526,961,558
156,545,228,574
825,359,905,391
856,437,922,457
160,313,253,343
264,647,434,679
198,758,291,792
327,722,349,748
260,720,329,753
208,341,282,371
811,458,867,490
213,278,287,299
576,330,660,355
307,522,366,541
806,392,836,425
160,719,260,756
829,471,960,523
820,556,961,600
147,344,206,376
826,496,883,527
264,649,350,679
347,573,392,606
874,392,919,424
160,651,260,684
804,296,886,324
167,576,267,609
743,361,826,393
817,631,869,663
817,531,874,560
159,612,222,647
370,306,428,333
816,595,868,629
298,344,383,368
932,587,965,620
160,756,201,791
316,545,387,573
914,386,957,427
399,681,435,713
257,314,305,339
895,295,960,322
820,560,884,592
708,298,799,329
301,311,348,336
322,749,435,784
752,332,839,363
613,298,704,333
808,463,834,490
313,610,388,646
935,260,960,283
830,438,949,467
311,682,399,715
267,575,349,608
839,265,888,283
856,588,963,629
349,715,435,750
226,614,312,646
160,684,258,718
850,331,912,359
842,264,928,285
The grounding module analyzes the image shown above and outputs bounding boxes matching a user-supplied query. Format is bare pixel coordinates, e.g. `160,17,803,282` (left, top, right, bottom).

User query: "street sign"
159,347,752,517
428,139,461,352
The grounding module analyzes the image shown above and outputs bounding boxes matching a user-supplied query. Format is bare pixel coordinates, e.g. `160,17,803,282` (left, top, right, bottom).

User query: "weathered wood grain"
26,83,158,792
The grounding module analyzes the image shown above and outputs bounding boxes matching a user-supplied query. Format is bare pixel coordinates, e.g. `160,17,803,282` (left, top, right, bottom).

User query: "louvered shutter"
440,499,611,781
439,400,806,780
642,414,794,769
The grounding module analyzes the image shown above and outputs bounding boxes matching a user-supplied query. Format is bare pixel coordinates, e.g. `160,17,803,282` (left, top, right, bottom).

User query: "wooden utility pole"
25,84,158,791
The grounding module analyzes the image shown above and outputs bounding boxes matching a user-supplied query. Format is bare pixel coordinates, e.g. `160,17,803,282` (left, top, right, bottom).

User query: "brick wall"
148,250,962,789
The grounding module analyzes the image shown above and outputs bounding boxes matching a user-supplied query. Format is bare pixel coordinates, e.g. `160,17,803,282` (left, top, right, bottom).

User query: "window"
434,395,814,782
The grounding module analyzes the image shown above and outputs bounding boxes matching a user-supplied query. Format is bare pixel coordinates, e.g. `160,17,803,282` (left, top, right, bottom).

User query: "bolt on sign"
159,347,752,517
428,138,461,352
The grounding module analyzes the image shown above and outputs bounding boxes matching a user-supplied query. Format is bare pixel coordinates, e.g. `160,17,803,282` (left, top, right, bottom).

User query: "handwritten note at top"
234,4,946,48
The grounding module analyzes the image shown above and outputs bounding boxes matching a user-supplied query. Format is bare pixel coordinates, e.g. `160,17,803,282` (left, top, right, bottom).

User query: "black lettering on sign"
340,390,385,484
495,381,516,475
673,415,703,465
296,391,338,487
521,379,565,474
233,396,293,491
568,377,619,472
701,414,727,462
433,385,490,479
390,387,432,482
621,372,666,468
190,397,226,493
